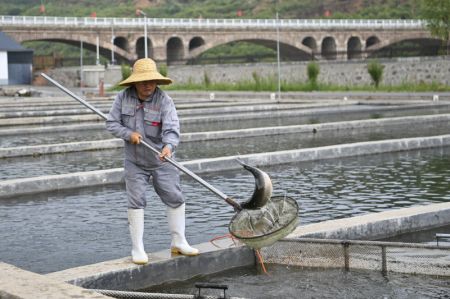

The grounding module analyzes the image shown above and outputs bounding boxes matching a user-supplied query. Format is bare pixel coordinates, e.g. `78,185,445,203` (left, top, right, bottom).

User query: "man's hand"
130,132,142,144
159,145,172,161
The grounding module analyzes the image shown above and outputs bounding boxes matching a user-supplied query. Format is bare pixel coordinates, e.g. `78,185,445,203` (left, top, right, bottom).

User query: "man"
106,58,199,265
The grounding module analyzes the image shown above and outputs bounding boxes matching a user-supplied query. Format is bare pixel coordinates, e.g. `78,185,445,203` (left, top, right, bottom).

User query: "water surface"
145,265,450,299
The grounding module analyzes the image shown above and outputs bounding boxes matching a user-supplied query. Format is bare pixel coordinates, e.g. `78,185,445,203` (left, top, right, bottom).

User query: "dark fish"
236,159,273,209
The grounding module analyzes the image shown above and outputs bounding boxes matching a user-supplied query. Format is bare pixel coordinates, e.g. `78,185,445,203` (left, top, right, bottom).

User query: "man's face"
135,80,157,100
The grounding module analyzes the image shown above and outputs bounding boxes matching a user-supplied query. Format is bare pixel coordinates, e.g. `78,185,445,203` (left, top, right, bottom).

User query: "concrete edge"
1,101,448,128
2,113,449,158
0,114,102,126
288,202,450,240
0,139,123,158
1,134,449,198
0,123,106,137
183,113,450,142
46,238,254,291
0,169,124,198
184,134,450,172
0,262,112,299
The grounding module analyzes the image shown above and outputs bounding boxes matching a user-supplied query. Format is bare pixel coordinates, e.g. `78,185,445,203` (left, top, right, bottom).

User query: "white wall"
0,51,8,85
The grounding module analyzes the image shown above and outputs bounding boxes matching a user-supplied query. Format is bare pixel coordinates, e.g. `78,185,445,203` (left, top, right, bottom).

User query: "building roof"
0,31,32,52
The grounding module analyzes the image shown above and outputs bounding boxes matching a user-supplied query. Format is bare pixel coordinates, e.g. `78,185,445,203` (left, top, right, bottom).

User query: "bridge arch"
114,36,129,52
189,37,205,51
321,36,337,60
302,36,317,52
188,36,313,62
347,36,362,60
366,36,381,48
18,36,131,64
367,37,444,58
136,37,152,59
167,37,184,65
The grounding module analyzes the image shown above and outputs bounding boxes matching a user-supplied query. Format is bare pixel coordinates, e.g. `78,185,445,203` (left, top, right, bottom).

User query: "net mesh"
228,196,299,249
261,238,450,276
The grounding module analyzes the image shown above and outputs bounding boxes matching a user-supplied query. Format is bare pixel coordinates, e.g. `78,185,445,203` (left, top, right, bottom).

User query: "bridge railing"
0,15,425,30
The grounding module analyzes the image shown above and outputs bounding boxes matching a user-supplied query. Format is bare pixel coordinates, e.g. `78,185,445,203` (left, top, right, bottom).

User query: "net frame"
228,196,299,249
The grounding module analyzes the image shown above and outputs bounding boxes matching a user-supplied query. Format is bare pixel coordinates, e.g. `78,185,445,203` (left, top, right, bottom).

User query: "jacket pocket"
121,105,135,127
144,110,161,138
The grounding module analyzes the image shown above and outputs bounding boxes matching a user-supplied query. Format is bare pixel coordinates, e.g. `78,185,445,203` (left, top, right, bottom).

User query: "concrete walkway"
0,263,111,299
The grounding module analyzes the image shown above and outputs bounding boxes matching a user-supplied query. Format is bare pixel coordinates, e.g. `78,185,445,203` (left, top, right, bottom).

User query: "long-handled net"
41,73,300,250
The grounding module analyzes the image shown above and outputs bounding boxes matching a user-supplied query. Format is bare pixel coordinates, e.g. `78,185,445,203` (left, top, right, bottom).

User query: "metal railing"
0,15,426,30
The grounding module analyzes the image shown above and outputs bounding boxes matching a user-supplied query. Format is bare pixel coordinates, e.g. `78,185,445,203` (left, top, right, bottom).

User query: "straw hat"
119,58,172,86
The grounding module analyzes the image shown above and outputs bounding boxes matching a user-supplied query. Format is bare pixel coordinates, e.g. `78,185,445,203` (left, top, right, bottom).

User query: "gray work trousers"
124,159,185,209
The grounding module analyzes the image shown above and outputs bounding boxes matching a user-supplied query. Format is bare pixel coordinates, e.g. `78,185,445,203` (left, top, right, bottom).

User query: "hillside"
1,0,420,19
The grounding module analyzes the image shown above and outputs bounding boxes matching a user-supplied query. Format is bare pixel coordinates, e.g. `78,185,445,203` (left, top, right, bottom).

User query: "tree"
419,0,450,55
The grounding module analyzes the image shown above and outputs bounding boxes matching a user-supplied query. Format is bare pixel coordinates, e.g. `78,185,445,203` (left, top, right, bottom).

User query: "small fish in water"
236,159,273,209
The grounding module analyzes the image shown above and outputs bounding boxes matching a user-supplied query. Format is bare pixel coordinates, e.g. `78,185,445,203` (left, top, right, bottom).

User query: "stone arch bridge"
0,15,437,65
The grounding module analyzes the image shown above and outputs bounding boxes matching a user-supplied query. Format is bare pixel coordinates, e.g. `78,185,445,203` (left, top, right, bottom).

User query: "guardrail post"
342,241,350,271
381,245,387,275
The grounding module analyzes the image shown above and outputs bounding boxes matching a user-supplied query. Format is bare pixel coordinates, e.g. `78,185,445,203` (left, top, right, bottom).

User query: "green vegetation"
419,0,450,55
121,63,131,81
194,42,276,64
306,62,320,90
367,60,384,88
0,0,422,19
158,80,450,93
158,64,168,77
109,80,450,93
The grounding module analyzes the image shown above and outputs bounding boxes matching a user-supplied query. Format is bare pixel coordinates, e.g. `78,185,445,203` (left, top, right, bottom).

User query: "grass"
160,81,450,92
108,78,450,93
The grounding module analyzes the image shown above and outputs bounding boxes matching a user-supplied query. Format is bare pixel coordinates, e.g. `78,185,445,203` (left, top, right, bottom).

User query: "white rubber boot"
127,209,148,265
167,203,199,256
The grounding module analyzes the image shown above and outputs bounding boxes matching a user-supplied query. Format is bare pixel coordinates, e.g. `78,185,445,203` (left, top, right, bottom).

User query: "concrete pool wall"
1,134,449,198
1,113,449,158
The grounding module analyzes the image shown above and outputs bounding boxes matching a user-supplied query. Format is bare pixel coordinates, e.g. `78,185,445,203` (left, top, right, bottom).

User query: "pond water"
144,265,450,299
0,147,449,274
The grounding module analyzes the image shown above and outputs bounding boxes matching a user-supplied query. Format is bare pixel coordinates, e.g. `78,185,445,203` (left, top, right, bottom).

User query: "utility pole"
276,12,281,102
111,23,115,65
80,40,84,88
136,9,148,58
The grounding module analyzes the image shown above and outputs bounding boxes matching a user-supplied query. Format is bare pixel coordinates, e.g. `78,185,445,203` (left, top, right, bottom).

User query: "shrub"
158,63,168,77
252,71,262,91
121,63,131,81
307,61,320,90
367,60,384,88
203,71,211,87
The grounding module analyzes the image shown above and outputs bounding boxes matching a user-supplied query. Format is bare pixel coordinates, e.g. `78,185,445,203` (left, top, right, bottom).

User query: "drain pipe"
93,289,247,299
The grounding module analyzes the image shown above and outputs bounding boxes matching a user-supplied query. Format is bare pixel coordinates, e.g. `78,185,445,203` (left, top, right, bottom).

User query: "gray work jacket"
105,86,180,169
